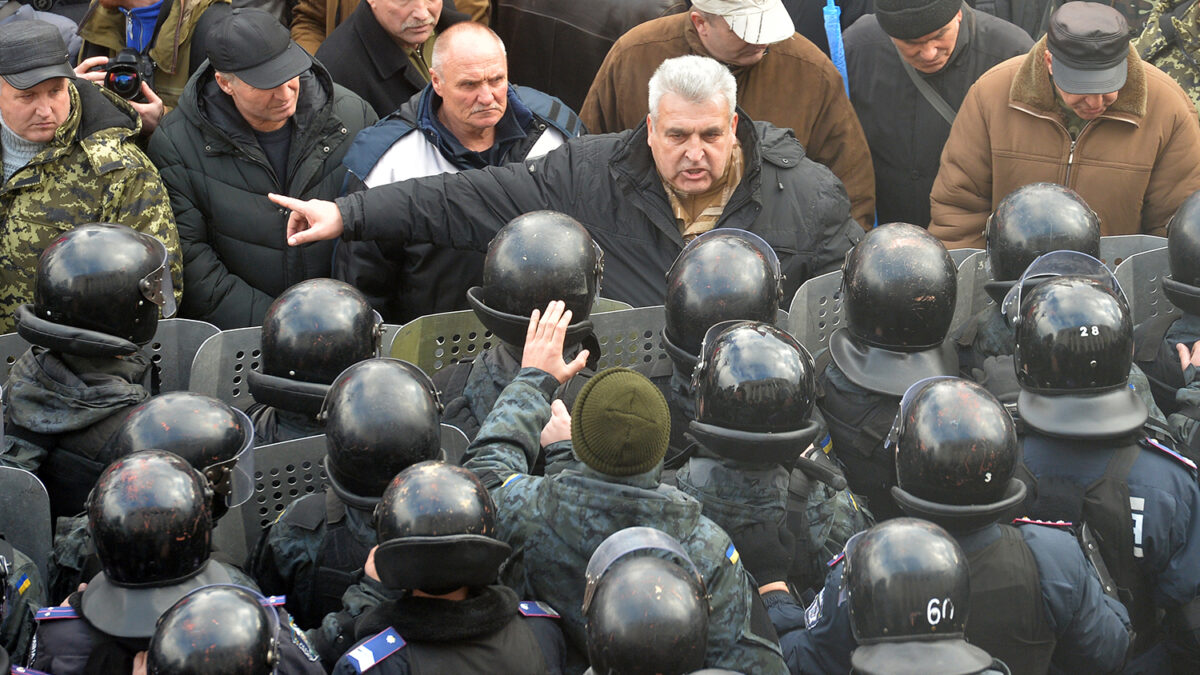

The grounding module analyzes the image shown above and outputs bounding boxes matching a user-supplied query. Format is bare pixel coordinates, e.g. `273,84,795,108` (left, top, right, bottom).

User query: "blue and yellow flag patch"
725,543,740,565
17,574,31,595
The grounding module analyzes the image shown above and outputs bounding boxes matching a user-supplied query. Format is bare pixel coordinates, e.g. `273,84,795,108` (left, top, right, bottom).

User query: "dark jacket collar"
352,0,468,82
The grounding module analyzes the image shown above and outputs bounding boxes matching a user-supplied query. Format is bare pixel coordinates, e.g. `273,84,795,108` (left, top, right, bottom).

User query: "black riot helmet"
82,450,236,638
832,223,958,396
251,279,383,416
1164,190,1200,315
846,519,992,675
19,223,175,353
888,377,1026,532
466,211,603,348
1012,258,1146,438
582,527,709,675
105,392,256,517
372,461,511,593
663,229,783,371
320,359,443,508
149,585,279,675
689,321,820,464
985,183,1101,283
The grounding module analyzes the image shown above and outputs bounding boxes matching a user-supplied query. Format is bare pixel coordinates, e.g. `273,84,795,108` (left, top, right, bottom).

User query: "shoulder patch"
17,574,32,595
286,614,320,662
1012,517,1073,528
34,606,78,621
501,473,526,488
1140,437,1199,474
518,600,560,619
345,627,406,673
261,595,286,607
804,591,824,630
827,551,846,568
725,543,740,565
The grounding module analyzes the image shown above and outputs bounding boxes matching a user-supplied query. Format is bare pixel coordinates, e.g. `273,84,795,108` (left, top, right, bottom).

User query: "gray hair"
647,55,737,123
431,22,507,76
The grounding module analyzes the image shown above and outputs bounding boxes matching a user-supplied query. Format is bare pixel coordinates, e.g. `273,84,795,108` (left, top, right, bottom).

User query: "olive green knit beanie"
570,368,671,476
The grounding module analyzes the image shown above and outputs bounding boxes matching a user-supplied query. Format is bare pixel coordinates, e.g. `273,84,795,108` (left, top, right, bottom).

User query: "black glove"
730,520,796,587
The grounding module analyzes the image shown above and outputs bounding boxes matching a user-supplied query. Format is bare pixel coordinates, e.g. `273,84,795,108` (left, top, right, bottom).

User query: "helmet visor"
1000,251,1124,328
581,527,706,614
138,243,177,319
883,375,959,453
203,408,256,508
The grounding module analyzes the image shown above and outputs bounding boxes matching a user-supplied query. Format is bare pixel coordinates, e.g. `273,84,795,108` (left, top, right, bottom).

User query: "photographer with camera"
0,20,183,334
73,0,231,135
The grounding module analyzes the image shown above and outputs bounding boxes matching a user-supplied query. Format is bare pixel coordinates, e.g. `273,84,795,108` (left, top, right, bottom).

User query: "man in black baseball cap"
144,7,376,329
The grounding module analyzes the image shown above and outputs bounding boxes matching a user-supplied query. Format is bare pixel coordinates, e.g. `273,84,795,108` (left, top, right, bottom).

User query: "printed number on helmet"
927,598,954,625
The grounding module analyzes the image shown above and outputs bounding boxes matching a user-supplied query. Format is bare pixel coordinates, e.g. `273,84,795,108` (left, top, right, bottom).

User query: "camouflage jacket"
1135,0,1200,116
463,367,788,674
2,541,45,665
0,81,182,334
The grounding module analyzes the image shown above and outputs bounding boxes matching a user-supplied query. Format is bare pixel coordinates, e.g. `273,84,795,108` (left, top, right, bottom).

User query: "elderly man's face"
215,73,300,132
647,92,738,195
891,11,962,74
1044,52,1120,120
368,0,442,49
690,12,768,67
431,37,507,137
0,78,70,143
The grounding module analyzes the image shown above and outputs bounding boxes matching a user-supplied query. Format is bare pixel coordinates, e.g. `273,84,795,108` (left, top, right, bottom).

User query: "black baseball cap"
207,8,311,89
0,20,75,90
1047,2,1130,95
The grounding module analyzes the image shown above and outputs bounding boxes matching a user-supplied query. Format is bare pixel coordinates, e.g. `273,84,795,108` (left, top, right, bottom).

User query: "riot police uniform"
658,229,783,464
781,377,1132,674
247,278,383,445
48,392,257,601
817,223,958,521
252,359,444,631
147,584,324,674
332,461,566,674
1136,191,1200,455
437,211,602,446
29,451,268,675
675,321,871,595
1,224,175,522
1013,273,1200,671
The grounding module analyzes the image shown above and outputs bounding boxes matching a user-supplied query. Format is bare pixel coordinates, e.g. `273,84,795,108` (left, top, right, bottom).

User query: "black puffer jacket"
148,61,377,328
338,113,861,307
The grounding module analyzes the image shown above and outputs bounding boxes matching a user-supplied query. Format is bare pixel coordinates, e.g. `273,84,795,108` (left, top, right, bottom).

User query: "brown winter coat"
580,12,876,230
930,38,1200,248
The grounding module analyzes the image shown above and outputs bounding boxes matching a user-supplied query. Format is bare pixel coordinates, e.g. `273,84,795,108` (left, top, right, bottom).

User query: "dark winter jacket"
315,0,467,118
844,5,1032,226
147,60,377,328
336,113,862,307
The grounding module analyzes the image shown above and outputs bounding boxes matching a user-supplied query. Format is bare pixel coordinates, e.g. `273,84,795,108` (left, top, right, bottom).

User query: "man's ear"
214,72,235,97
430,69,443,98
645,113,654,147
730,110,738,132
689,11,707,36
1043,50,1053,76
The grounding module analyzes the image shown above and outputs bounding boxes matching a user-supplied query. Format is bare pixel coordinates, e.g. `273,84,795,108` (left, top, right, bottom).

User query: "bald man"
333,21,584,322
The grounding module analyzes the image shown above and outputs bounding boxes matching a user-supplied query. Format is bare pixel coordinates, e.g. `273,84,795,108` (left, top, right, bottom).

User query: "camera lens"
106,71,141,100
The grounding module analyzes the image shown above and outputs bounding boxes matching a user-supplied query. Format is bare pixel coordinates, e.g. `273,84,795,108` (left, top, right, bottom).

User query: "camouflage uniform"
0,81,182,334
463,367,789,674
675,450,873,595
2,541,45,665
1135,0,1200,116
961,304,1168,420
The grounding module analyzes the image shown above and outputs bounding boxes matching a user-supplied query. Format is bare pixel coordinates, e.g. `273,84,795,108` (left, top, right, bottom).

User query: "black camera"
103,49,153,102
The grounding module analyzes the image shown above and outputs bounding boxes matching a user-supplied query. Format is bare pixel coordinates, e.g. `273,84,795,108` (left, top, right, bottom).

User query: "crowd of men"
2,0,1200,673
